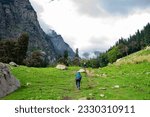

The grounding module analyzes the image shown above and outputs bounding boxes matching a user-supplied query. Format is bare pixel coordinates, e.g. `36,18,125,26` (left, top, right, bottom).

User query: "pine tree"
17,33,29,64
75,48,79,57
63,50,69,66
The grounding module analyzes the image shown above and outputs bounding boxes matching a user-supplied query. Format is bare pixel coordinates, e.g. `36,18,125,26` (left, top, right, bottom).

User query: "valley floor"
1,62,150,100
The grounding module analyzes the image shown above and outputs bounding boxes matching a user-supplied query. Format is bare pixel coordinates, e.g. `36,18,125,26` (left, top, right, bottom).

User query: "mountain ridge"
47,29,75,58
0,0,75,63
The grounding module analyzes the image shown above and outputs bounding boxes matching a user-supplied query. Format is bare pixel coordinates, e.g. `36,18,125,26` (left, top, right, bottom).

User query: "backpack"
76,72,82,80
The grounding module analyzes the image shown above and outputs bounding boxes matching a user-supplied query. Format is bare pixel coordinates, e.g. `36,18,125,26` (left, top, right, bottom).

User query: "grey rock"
0,62,20,98
56,64,67,70
78,69,86,73
9,62,18,67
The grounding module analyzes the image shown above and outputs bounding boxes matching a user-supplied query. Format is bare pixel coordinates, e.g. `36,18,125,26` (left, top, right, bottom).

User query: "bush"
24,50,48,67
0,33,29,64
80,59,100,68
71,57,80,66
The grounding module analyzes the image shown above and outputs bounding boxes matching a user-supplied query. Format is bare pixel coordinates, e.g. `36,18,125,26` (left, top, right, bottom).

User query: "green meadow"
1,49,150,100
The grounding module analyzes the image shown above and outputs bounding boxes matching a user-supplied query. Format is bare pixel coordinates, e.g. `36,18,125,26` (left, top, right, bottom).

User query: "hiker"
75,71,82,90
83,62,87,76
83,62,87,68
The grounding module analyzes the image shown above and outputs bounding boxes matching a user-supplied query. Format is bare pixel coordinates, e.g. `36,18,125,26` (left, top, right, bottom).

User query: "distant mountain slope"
0,0,75,62
98,23,150,67
114,46,150,65
47,30,75,58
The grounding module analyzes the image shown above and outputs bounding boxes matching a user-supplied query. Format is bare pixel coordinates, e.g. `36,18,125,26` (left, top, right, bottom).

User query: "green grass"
115,48,150,65
1,49,150,100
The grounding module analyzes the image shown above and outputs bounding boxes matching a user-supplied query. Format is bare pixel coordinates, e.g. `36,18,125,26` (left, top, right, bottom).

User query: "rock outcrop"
0,0,75,63
0,62,20,98
47,30,75,58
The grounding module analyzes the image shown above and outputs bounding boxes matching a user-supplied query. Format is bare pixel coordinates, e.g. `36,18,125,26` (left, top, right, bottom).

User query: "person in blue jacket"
75,71,82,90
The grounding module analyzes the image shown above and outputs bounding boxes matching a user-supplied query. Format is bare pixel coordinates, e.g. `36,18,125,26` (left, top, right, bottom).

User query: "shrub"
0,33,29,64
24,50,47,67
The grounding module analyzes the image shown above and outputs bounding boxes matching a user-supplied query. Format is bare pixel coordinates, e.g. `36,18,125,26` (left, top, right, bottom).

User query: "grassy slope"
1,49,150,100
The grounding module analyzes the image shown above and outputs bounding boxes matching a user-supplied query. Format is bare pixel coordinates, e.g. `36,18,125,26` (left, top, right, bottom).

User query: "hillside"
0,0,75,63
1,48,150,100
97,23,150,68
114,46,150,65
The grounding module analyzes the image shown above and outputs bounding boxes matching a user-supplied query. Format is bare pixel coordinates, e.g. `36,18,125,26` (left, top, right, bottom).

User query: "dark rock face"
48,30,75,58
0,0,75,62
0,0,56,62
0,0,14,4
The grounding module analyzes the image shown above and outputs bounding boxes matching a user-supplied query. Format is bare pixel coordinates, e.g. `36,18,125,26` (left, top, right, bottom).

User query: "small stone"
100,74,107,77
99,87,107,90
114,85,120,89
26,82,31,86
100,94,105,97
89,93,92,96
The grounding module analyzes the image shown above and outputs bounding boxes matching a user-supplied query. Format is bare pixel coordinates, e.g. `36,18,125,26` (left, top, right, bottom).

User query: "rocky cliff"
0,0,75,62
48,30,75,58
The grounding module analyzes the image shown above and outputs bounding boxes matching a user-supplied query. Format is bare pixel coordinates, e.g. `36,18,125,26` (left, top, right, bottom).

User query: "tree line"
85,23,150,68
0,33,29,65
1,23,149,68
0,32,81,67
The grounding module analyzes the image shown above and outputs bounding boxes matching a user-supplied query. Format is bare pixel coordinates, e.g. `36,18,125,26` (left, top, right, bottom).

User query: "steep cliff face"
0,0,56,62
0,0,75,62
47,30,75,58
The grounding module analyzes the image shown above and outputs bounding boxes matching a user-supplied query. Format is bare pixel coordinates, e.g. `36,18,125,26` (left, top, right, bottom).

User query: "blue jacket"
75,72,82,80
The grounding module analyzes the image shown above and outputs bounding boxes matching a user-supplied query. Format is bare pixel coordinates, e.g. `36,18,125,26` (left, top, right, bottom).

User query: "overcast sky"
30,0,150,54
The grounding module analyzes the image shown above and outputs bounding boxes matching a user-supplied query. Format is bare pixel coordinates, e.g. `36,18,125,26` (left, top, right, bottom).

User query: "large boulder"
56,64,67,70
0,62,20,98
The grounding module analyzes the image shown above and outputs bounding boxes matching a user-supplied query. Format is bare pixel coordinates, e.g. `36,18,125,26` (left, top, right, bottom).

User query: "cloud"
30,0,44,14
100,0,150,15
71,0,150,17
78,36,112,53
62,35,76,50
29,0,150,54
71,0,106,17
88,36,112,52
30,0,53,32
